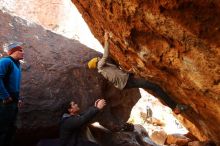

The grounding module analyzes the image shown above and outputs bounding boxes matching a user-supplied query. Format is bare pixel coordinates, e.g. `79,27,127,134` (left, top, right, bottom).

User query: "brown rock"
150,131,167,145
134,124,149,137
151,117,165,126
188,141,204,146
166,134,191,146
71,0,220,143
184,132,199,141
188,140,217,146
0,10,141,145
89,125,157,146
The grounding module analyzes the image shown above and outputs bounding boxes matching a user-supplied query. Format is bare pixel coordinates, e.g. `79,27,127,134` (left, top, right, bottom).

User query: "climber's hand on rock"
104,32,109,41
95,99,106,110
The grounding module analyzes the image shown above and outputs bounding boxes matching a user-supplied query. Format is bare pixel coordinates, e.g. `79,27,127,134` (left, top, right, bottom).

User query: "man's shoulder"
0,57,13,64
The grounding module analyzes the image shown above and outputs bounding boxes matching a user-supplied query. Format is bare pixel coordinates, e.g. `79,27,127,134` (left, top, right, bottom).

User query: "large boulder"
89,125,158,146
71,0,220,144
0,10,141,145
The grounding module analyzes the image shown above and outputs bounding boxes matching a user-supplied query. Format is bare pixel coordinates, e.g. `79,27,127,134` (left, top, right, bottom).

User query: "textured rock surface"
166,134,191,146
0,0,103,51
0,10,141,145
0,0,78,36
89,125,157,146
71,0,220,143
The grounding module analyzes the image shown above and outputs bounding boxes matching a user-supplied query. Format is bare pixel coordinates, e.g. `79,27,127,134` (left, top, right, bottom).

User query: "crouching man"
60,99,106,146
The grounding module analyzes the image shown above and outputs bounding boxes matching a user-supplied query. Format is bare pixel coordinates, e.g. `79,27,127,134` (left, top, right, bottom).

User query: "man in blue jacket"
0,42,24,146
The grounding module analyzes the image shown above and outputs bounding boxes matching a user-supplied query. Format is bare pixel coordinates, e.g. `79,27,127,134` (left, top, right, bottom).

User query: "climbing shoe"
173,104,188,115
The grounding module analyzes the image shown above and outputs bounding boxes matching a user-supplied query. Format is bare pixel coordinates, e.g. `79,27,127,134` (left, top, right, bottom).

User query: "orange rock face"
71,0,220,143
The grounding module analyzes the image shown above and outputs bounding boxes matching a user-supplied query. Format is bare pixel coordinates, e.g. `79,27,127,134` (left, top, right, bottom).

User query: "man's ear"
68,108,71,113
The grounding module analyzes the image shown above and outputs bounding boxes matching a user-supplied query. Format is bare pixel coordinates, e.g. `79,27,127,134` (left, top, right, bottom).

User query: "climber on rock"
87,32,187,115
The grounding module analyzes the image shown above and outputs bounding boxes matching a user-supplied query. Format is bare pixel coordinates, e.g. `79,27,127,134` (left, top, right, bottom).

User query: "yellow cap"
88,57,98,69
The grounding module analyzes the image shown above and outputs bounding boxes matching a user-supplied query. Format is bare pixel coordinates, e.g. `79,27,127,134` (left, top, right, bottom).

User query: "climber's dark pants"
0,102,18,146
125,75,176,109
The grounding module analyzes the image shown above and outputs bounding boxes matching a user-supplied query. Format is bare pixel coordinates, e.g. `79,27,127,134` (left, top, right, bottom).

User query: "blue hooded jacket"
0,56,21,100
